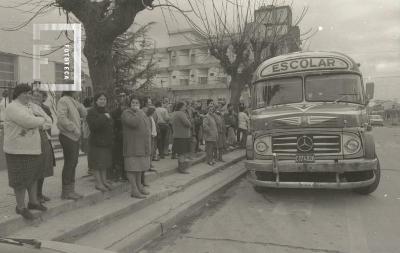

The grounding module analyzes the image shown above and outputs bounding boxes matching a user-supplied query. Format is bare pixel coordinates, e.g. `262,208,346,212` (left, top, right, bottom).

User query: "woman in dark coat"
122,95,152,199
86,93,114,192
171,102,192,173
31,90,55,203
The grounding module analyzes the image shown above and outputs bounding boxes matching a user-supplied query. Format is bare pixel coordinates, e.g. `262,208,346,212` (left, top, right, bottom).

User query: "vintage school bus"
245,51,380,194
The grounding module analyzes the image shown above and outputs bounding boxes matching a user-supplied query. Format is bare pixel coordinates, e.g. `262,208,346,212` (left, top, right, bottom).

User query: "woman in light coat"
203,101,218,166
3,84,51,220
238,105,250,148
122,96,152,199
57,91,87,200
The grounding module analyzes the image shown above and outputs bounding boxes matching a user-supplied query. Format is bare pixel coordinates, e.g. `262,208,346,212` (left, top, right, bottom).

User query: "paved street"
140,127,400,253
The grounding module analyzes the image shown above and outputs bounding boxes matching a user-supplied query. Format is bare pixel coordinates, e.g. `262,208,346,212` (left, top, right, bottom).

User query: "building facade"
146,5,300,104
0,52,92,99
147,30,231,104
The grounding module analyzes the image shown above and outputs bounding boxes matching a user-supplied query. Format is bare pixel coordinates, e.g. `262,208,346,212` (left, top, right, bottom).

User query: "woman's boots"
138,173,150,195
61,185,83,200
178,161,189,174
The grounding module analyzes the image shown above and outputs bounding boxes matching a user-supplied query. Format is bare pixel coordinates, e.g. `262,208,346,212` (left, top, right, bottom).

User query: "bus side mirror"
366,82,374,101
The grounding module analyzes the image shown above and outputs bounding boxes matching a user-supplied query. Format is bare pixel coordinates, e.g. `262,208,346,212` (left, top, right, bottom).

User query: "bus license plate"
296,154,315,163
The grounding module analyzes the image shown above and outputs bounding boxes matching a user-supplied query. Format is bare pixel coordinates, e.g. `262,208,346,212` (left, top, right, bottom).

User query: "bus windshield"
255,77,303,107
305,74,364,104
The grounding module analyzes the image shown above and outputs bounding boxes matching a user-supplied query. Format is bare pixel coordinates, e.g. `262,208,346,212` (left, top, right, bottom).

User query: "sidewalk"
0,151,207,237
8,150,246,253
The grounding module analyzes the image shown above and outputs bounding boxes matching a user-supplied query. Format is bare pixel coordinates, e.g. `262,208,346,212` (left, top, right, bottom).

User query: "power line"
345,50,400,55
365,75,400,79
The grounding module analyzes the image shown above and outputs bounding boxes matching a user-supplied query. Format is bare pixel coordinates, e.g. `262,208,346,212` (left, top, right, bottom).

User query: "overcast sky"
135,0,400,101
0,0,399,100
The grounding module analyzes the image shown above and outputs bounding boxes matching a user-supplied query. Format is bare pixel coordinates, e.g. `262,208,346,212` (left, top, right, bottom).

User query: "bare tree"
0,0,166,95
55,0,158,95
162,0,313,109
1,0,313,107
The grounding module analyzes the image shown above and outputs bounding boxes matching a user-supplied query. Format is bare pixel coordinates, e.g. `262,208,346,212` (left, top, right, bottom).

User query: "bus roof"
253,51,360,82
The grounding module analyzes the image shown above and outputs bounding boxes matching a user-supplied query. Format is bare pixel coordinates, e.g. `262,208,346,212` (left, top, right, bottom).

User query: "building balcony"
155,62,221,72
169,83,228,91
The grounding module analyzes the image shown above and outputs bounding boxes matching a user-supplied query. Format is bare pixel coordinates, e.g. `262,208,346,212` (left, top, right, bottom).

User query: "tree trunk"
84,37,114,96
229,76,244,111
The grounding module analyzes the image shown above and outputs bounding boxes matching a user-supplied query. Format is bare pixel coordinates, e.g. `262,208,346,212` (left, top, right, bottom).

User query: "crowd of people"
2,84,251,220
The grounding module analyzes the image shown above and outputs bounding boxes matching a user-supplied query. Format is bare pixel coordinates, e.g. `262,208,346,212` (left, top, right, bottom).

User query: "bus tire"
353,134,380,195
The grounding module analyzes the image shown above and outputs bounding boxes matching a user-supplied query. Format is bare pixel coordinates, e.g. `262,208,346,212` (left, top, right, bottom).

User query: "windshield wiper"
0,238,41,249
333,93,360,103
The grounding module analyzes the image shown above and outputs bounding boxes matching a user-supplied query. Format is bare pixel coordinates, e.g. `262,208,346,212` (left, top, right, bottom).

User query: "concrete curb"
52,154,238,243
107,156,246,253
54,152,86,161
0,154,206,237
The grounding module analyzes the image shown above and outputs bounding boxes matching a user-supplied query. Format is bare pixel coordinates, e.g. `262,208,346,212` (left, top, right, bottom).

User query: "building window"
85,86,92,98
276,8,288,24
198,76,208,85
55,63,65,84
180,79,189,86
170,51,176,65
217,77,228,84
191,54,196,64
0,53,16,81
217,97,226,104
209,73,215,77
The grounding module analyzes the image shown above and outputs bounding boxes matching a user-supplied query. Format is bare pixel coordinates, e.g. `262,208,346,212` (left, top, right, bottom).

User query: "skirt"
217,131,226,149
173,138,191,155
88,145,113,171
39,130,54,178
124,156,150,172
6,153,42,190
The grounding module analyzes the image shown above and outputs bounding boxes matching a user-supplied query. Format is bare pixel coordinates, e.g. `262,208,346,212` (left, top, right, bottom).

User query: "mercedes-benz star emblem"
297,136,313,152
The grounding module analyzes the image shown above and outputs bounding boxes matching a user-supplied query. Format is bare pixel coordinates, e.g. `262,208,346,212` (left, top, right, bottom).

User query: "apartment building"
0,52,92,98
0,22,92,99
147,5,300,104
145,29,230,104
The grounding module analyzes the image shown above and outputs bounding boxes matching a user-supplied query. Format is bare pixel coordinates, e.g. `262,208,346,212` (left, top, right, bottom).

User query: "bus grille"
272,134,341,154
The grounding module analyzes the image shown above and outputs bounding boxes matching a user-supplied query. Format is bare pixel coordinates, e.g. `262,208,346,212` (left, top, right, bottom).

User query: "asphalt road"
140,126,400,253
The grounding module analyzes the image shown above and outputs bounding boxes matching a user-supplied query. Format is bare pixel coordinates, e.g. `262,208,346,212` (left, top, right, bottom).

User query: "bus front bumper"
245,158,378,189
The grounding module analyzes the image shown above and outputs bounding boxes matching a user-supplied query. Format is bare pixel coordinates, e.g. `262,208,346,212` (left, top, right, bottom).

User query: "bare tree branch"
1,2,56,31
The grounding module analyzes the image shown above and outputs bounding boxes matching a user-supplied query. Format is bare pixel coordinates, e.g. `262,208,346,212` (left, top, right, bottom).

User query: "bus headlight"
343,133,361,155
254,136,272,155
256,141,268,153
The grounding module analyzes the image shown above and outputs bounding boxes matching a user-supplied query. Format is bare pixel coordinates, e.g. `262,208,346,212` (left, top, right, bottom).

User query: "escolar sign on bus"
260,57,350,76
